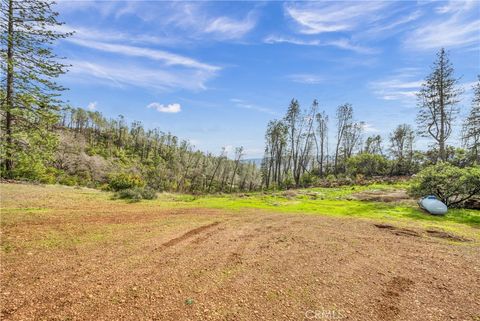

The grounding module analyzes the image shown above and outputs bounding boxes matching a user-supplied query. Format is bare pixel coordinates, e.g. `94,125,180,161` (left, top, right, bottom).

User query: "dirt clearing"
2,213,479,321
349,189,414,203
1,184,479,320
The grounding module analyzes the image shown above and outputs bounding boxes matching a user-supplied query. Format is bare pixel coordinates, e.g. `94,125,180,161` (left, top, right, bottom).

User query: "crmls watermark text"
304,308,346,320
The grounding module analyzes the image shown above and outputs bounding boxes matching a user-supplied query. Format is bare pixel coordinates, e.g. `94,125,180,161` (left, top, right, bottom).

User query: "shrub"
346,153,389,177
114,187,158,202
139,187,157,200
408,163,480,207
300,172,317,187
108,173,145,191
58,175,77,186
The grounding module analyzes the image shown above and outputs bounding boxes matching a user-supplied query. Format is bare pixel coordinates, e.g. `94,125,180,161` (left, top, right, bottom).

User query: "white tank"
418,195,448,215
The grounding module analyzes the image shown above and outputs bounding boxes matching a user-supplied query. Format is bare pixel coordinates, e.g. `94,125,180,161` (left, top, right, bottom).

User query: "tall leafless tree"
417,48,462,162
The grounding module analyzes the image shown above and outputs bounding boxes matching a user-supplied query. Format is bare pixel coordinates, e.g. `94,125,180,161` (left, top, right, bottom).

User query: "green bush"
409,163,480,207
346,153,388,177
108,173,145,191
115,187,157,202
139,187,157,200
300,172,317,187
58,175,77,186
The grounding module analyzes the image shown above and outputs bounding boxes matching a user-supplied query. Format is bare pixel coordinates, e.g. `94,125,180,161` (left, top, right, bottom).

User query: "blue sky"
55,0,480,158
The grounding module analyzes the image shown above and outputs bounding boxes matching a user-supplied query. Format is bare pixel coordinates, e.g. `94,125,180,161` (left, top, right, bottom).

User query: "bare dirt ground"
1,206,479,321
349,189,414,204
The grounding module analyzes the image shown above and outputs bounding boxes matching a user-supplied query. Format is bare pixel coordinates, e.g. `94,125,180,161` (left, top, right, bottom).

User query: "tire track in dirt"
377,276,415,320
224,216,290,269
162,222,220,248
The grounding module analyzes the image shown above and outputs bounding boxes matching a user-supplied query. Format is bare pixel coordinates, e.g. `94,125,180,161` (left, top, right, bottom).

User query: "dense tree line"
52,107,261,192
1,0,478,194
262,49,480,189
0,0,261,192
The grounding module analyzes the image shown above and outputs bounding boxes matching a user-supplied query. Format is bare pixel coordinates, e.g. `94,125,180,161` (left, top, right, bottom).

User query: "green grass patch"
146,183,479,239
2,182,479,246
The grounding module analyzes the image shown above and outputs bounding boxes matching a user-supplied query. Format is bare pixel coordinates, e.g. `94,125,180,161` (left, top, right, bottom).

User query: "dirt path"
1,210,479,321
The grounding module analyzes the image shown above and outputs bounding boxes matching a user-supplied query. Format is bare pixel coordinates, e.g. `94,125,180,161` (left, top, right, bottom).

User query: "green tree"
346,153,388,177
462,77,480,163
364,135,382,155
389,124,415,175
334,103,353,174
409,163,480,207
1,0,71,177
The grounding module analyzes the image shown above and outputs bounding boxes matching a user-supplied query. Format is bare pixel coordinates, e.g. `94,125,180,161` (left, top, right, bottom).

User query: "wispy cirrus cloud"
370,79,422,104
284,1,391,35
264,35,321,46
68,60,216,92
404,0,480,50
78,1,259,42
61,21,220,92
362,123,380,133
264,35,377,54
369,10,422,34
147,102,181,113
370,67,478,105
57,24,182,47
369,68,423,105
67,38,219,72
286,74,324,85
230,98,277,115
204,12,258,40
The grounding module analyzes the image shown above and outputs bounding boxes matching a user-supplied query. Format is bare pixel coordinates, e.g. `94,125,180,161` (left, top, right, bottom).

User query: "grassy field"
1,182,479,252
1,183,480,320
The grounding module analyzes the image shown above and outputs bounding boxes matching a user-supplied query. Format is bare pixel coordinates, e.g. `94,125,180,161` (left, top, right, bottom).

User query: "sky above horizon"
55,0,480,158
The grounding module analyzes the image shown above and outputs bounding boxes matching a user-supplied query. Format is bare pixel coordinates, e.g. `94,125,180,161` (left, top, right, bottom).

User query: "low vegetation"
409,163,480,207
114,187,158,202
2,182,479,242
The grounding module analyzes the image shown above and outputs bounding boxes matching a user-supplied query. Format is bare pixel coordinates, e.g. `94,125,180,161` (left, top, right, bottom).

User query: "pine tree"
1,0,71,178
416,48,462,162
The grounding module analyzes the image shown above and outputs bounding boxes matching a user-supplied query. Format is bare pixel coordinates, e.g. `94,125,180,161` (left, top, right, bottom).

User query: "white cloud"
405,0,480,50
435,0,477,14
205,13,257,40
370,79,422,103
287,74,324,85
77,1,258,41
59,21,221,93
362,123,380,133
57,24,181,47
264,35,377,54
369,69,423,104
147,102,181,113
68,60,215,92
87,101,97,111
327,39,378,54
230,98,277,115
370,68,477,106
56,0,119,16
369,10,422,34
264,35,321,46
67,38,219,72
284,2,390,35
